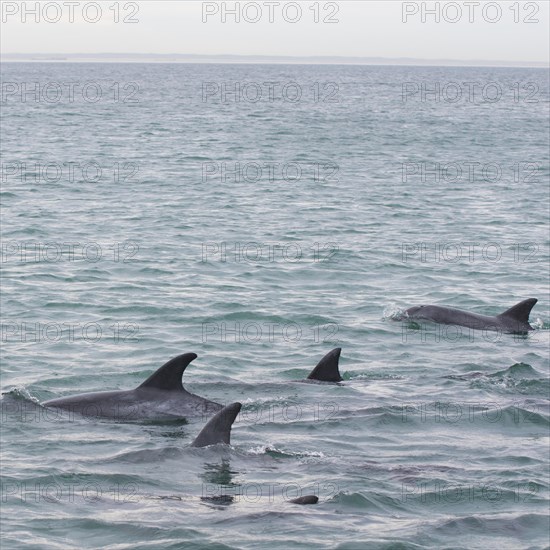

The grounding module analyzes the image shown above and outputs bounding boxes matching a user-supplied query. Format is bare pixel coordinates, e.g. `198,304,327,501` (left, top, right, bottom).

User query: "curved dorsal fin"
498,298,537,323
138,353,197,391
191,402,242,447
307,348,342,382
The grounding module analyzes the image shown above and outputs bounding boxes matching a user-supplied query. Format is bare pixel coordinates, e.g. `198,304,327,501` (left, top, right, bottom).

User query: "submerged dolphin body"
289,495,319,505
306,348,343,382
404,298,538,334
43,353,223,421
191,402,242,447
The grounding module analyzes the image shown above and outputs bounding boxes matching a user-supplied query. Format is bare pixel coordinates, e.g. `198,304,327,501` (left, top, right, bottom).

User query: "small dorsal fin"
307,348,343,382
191,402,242,447
138,353,197,391
498,298,538,323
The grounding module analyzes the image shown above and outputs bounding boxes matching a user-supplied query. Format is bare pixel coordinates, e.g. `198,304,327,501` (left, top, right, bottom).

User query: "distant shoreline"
1,53,547,68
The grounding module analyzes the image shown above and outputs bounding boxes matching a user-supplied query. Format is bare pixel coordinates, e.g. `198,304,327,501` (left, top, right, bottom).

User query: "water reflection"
199,459,241,506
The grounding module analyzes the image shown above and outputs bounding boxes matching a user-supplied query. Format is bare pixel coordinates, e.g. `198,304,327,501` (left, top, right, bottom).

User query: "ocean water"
1,62,549,549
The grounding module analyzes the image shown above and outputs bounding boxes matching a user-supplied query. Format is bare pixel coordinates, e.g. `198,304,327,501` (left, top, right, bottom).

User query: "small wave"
329,490,406,515
105,446,185,464
1,387,40,404
435,513,550,536
383,304,407,321
350,373,404,381
490,363,542,379
247,445,326,460
447,363,548,396
531,317,549,330
444,372,485,381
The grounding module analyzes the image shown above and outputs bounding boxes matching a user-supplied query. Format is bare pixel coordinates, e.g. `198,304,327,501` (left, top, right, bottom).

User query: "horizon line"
1,53,547,68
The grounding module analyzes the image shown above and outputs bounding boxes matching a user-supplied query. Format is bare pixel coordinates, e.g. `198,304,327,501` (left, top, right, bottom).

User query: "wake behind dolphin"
43,353,223,421
403,298,537,334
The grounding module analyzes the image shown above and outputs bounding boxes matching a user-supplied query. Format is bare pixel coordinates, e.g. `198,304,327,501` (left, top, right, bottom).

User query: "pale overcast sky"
1,1,548,64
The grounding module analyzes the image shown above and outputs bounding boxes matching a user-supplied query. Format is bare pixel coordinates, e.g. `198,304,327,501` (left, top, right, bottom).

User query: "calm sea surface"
1,62,549,549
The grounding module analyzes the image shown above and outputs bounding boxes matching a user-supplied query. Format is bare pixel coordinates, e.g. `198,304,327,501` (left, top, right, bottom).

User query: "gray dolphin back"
42,352,222,420
191,402,242,447
405,297,538,333
307,348,343,382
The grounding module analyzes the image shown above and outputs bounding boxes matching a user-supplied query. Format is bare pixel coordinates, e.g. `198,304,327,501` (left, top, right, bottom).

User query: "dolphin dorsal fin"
307,348,343,382
498,298,538,323
191,402,242,447
138,353,198,391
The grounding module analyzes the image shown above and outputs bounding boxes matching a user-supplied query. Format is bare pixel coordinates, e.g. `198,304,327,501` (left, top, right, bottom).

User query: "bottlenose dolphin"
43,353,223,421
191,402,241,447
306,348,343,382
404,298,537,334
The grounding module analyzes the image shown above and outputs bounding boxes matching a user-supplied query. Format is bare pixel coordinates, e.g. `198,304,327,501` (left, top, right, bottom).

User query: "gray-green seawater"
1,63,549,549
